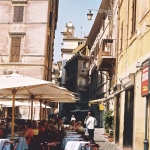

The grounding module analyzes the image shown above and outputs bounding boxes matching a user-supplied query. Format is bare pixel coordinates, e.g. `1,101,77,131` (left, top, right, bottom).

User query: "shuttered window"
10,37,21,62
120,22,123,50
13,6,24,22
131,0,136,34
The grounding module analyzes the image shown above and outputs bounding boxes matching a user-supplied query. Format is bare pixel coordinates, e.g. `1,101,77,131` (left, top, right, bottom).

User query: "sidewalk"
94,128,122,150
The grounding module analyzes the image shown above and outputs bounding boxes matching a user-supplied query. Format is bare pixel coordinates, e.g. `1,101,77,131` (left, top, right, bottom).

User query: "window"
102,16,105,31
13,6,24,22
120,22,123,50
83,62,87,69
78,42,83,46
131,0,136,34
10,37,21,62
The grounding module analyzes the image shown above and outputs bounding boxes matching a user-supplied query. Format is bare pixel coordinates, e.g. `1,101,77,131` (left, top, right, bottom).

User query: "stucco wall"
118,0,150,149
0,1,49,79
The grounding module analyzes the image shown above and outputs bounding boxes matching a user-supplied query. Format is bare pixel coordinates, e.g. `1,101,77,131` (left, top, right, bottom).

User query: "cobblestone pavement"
94,128,122,150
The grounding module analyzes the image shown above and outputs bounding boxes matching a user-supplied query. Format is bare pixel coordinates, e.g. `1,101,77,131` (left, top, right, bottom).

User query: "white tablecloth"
65,134,82,138
62,137,84,149
4,136,28,150
65,130,75,132
65,141,90,150
0,139,10,150
66,132,78,136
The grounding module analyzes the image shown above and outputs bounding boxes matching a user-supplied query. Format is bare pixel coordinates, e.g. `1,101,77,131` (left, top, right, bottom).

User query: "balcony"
78,69,89,91
97,39,116,73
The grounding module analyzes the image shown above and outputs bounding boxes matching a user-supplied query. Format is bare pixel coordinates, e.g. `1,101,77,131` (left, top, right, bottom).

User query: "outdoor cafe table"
62,136,84,149
66,132,78,136
4,136,28,150
65,130,74,132
0,139,9,150
64,141,90,150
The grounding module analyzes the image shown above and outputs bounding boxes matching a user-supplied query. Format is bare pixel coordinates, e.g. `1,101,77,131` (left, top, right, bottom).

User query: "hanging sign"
99,103,105,110
141,58,150,97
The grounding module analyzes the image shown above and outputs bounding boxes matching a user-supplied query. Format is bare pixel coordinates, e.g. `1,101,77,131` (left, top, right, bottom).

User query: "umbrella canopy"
0,73,77,138
0,100,51,108
0,73,77,101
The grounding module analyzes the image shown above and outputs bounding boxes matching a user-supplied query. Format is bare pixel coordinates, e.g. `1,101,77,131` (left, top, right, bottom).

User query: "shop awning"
89,94,114,104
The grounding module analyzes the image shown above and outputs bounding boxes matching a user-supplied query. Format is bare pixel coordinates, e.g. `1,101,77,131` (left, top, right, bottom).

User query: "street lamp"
87,10,93,20
87,8,112,20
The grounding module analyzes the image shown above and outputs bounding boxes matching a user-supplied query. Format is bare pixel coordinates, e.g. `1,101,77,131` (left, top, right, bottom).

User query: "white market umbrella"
0,73,77,138
0,100,51,108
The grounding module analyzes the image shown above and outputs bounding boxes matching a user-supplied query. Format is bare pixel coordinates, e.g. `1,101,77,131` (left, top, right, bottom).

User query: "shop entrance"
115,95,120,144
123,87,134,148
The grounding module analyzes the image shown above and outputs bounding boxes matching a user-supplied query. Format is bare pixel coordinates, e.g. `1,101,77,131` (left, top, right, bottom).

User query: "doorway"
115,95,120,143
123,87,134,148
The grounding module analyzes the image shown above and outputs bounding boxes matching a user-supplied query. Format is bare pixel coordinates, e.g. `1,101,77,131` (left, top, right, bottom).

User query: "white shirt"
71,117,76,121
86,116,95,129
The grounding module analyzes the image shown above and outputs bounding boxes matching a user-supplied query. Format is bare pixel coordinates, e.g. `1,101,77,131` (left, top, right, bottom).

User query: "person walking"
84,112,90,124
84,112,90,134
86,112,96,142
71,115,76,121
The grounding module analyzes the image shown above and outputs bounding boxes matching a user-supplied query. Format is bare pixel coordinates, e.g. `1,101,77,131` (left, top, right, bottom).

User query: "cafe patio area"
0,117,100,150
0,121,121,150
0,73,120,150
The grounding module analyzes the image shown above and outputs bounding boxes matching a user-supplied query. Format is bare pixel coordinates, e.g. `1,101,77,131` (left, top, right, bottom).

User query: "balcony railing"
97,39,116,71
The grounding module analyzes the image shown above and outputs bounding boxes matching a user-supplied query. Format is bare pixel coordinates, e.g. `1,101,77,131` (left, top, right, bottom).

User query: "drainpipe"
115,0,120,85
143,96,149,150
126,0,129,48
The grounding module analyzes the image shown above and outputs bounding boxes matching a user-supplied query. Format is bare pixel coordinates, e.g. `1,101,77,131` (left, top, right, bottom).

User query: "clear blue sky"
54,0,102,62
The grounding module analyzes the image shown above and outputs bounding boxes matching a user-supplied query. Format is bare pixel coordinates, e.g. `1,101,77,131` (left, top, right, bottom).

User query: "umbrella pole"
39,99,42,121
30,95,34,121
11,89,17,139
44,101,47,120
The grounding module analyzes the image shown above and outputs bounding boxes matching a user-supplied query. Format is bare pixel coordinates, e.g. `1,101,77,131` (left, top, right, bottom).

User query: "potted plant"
103,110,114,136
103,123,109,136
108,130,114,142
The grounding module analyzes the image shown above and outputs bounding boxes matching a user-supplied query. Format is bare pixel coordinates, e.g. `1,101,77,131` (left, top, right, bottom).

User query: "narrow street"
94,128,122,150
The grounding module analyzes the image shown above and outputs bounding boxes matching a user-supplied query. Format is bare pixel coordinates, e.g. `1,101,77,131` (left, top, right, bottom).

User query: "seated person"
32,120,39,135
5,117,13,135
15,119,25,132
46,119,63,142
57,117,65,131
38,121,45,133
19,121,34,145
68,120,76,130
47,119,58,132
74,121,85,134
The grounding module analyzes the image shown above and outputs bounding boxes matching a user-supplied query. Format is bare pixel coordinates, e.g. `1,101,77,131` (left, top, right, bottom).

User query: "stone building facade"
0,0,59,120
116,0,150,149
61,22,86,87
87,0,117,127
88,0,150,149
0,0,58,80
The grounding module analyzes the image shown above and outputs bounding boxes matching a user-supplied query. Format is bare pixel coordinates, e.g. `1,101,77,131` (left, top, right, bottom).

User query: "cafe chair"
2,139,20,150
80,143,100,150
13,139,21,150
41,142,56,150
41,141,63,150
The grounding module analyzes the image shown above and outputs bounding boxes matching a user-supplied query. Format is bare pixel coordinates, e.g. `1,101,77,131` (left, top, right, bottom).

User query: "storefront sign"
120,74,135,89
141,58,150,96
